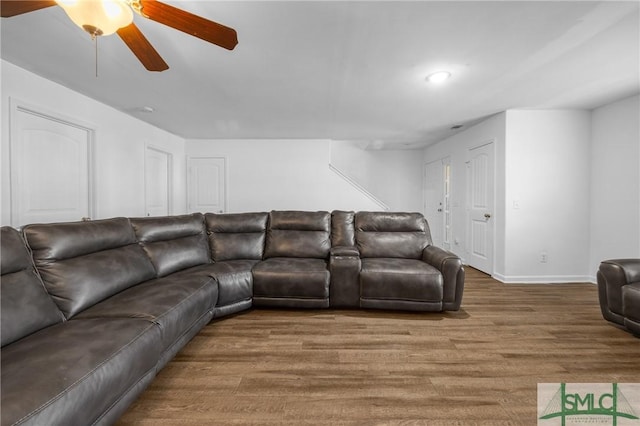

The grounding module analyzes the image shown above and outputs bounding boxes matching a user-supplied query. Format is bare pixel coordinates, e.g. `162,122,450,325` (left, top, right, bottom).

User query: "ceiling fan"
1,0,238,72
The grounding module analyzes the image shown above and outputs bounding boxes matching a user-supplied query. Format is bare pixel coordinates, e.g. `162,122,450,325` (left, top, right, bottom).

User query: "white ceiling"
1,1,639,149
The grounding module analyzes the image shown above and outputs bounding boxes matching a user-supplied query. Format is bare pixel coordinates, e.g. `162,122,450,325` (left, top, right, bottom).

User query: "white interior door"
424,160,444,247
187,157,226,214
466,141,495,274
10,103,93,226
145,147,171,217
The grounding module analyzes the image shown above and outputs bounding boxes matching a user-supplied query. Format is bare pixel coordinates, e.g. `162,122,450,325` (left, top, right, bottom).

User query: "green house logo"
539,383,639,426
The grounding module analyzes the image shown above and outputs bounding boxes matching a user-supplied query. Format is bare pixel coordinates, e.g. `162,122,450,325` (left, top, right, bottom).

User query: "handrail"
328,163,390,211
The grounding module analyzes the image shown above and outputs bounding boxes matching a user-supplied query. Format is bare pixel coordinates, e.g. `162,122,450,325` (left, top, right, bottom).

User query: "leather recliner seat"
205,212,269,317
597,259,640,336
252,211,332,308
356,212,461,311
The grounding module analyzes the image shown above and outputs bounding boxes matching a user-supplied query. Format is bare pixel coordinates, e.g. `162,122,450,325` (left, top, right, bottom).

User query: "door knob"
484,213,491,219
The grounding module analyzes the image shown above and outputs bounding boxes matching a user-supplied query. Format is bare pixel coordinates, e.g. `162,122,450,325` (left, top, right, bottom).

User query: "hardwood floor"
117,268,639,425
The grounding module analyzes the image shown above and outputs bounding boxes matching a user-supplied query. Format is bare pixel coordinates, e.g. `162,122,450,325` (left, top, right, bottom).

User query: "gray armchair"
597,259,640,336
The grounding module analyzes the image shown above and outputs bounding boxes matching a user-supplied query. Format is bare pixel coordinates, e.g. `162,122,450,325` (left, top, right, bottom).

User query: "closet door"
10,102,93,226
187,156,226,214
466,141,495,274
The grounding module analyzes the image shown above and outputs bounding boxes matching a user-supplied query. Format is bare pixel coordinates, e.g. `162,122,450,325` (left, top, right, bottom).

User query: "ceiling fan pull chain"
95,35,98,78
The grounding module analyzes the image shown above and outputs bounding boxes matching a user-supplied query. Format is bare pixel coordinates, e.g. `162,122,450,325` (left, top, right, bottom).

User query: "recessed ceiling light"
451,124,463,130
140,106,155,113
426,71,451,84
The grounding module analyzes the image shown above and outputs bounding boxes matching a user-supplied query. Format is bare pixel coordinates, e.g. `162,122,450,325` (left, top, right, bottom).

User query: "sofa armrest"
597,259,640,325
329,246,361,308
330,245,360,257
422,245,465,311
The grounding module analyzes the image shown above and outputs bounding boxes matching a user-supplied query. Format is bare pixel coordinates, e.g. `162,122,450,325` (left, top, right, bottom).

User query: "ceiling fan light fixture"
5,0,238,73
426,71,452,84
56,0,133,37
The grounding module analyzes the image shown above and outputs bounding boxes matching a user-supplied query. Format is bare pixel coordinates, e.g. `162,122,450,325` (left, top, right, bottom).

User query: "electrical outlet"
539,252,548,263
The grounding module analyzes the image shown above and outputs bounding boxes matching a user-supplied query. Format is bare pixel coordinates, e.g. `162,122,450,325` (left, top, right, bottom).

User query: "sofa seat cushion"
168,261,258,315
209,260,258,306
360,258,443,304
1,318,160,426
76,275,217,352
252,258,330,307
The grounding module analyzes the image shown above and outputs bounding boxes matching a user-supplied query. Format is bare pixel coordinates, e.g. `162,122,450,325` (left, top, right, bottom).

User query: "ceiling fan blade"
117,23,169,72
1,0,56,17
139,0,238,50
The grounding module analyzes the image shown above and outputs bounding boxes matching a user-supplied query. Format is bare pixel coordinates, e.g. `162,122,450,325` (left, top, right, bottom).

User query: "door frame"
423,158,445,249
442,156,452,251
144,144,173,216
465,138,496,275
9,97,96,225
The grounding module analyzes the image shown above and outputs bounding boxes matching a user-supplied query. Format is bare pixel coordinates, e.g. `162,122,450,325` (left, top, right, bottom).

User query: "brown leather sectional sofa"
597,258,640,336
0,210,465,426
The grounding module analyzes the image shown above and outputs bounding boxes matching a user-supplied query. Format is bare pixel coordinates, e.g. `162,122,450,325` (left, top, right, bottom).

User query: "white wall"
424,110,595,283
589,94,640,276
186,139,381,213
422,113,507,268
6,58,636,277
330,141,424,211
502,110,591,282
1,60,187,225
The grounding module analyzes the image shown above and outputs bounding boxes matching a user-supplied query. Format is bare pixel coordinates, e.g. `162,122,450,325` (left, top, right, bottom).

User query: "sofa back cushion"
130,213,210,277
24,218,156,319
205,212,268,261
331,210,356,247
355,212,432,259
264,211,331,259
1,227,65,347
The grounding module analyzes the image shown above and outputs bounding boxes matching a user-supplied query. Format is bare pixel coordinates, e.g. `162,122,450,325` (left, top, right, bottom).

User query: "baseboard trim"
492,273,595,284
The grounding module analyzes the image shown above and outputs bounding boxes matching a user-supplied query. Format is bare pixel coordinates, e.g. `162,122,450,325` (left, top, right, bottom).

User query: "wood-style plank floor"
117,268,639,425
